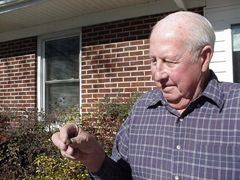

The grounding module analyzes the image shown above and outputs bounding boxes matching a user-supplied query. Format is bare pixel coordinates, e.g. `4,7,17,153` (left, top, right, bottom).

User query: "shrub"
33,154,89,180
0,93,141,179
0,108,56,179
81,92,141,155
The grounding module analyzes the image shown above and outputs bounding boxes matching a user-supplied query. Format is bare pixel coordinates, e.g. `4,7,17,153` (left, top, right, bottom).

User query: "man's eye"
151,57,157,64
164,60,178,67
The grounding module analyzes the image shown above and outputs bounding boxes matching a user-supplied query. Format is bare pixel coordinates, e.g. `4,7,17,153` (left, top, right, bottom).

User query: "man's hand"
51,123,106,172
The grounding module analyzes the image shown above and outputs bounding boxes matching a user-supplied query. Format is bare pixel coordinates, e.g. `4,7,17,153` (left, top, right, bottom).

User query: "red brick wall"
0,37,37,111
81,8,203,113
0,8,203,112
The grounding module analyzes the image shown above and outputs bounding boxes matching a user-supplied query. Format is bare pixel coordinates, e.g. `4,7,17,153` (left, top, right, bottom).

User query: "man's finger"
59,123,79,143
70,128,92,148
51,132,68,151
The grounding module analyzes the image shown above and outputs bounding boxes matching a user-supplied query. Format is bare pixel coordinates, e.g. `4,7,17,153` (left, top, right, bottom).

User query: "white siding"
205,0,240,82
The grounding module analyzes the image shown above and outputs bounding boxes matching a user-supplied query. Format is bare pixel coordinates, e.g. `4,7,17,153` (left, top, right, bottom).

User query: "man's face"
149,31,204,106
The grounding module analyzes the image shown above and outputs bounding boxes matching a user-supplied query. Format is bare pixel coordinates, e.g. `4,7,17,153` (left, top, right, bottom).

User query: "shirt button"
176,145,181,150
174,175,180,180
179,118,183,122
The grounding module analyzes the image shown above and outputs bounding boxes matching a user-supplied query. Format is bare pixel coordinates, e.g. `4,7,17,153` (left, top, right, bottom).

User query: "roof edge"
0,0,45,14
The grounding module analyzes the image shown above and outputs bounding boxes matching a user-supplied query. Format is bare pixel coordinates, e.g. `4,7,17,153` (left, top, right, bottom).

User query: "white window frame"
37,28,82,113
231,23,240,83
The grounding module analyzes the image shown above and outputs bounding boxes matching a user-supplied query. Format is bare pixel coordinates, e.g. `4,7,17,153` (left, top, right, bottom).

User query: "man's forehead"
152,19,189,36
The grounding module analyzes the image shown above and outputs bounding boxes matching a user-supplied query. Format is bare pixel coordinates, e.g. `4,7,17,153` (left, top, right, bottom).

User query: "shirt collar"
146,89,166,108
201,70,224,110
146,70,224,110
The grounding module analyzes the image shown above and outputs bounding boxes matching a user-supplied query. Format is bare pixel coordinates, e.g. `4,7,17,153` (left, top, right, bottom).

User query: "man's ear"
199,45,213,72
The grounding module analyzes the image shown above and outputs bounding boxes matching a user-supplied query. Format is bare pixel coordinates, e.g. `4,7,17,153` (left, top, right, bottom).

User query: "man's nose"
154,71,169,82
153,60,168,81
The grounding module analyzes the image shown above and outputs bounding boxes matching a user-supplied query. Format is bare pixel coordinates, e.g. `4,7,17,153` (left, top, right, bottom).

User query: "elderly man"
51,11,240,179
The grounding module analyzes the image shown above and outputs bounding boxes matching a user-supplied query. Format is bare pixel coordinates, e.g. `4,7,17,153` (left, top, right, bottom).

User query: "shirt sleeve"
90,116,132,180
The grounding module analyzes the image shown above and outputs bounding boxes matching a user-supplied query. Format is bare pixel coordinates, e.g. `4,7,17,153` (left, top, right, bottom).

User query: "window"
232,24,240,83
39,34,80,112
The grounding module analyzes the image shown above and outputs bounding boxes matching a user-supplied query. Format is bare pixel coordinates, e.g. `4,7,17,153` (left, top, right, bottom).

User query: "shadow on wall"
0,37,37,59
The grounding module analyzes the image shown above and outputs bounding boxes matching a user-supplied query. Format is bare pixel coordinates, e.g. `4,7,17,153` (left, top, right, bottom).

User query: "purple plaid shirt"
92,71,240,180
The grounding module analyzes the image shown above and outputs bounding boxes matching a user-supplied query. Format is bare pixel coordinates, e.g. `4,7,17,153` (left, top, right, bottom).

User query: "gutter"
0,0,45,14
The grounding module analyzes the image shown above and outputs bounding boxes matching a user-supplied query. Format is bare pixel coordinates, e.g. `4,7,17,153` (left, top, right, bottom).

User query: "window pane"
232,24,240,83
45,36,79,80
46,82,79,111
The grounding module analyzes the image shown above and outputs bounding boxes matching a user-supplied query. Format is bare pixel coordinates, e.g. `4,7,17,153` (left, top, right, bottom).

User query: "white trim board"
205,3,240,82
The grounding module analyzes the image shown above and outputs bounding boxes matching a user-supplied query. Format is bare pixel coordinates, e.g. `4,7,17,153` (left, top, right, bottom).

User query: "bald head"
150,11,215,56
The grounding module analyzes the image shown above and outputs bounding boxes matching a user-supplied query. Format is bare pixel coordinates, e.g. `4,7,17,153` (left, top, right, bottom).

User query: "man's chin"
163,93,180,103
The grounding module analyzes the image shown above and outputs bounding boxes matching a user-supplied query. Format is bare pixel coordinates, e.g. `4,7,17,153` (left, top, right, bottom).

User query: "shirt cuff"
90,155,113,179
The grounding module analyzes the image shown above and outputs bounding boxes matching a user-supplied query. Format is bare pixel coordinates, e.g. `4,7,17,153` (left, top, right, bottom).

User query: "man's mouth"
162,85,175,92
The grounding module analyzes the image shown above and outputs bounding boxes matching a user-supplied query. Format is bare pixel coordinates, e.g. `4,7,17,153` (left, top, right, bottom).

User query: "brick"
104,63,116,68
118,83,130,87
117,42,129,48
124,57,137,61
124,77,137,81
117,62,129,67
105,44,116,49
92,55,104,60
105,73,117,78
112,88,124,93
111,67,123,72
138,65,150,71
111,78,123,82
93,74,105,78
144,50,149,55
139,87,152,92
117,52,129,57
87,89,98,93
82,94,93,98
138,45,149,50
99,49,110,54
93,45,104,50
131,82,145,87
104,54,116,59
93,84,104,88
99,69,110,73
82,84,92,89
99,89,111,93
117,72,130,77
82,75,92,79
112,48,123,53
124,67,137,71
105,83,117,88
125,88,138,92
87,79,98,83
92,64,104,69
98,79,110,83
145,82,155,86
130,40,144,46
131,71,144,76
130,61,143,66
130,51,143,56
111,58,123,63
145,71,152,76
138,77,151,81
87,69,98,74
93,94,104,98
124,46,137,51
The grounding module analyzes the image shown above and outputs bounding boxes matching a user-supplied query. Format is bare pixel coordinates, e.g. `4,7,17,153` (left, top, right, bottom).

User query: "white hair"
151,11,215,59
